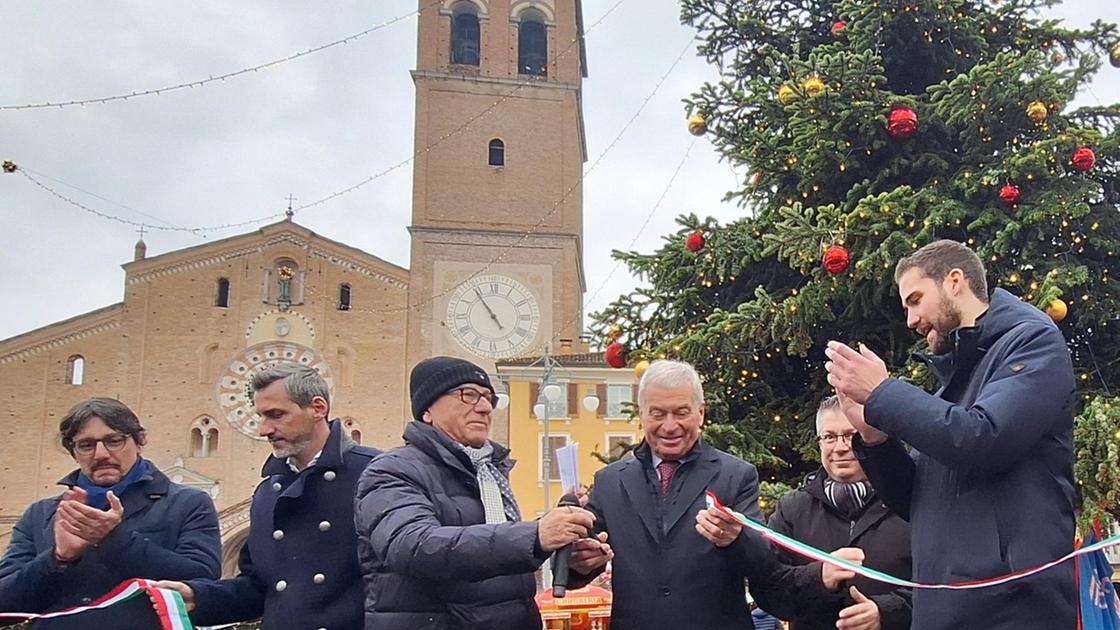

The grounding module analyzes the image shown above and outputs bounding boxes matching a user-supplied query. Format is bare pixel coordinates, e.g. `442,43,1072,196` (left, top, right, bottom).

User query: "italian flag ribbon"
706,491,1120,590
0,578,192,629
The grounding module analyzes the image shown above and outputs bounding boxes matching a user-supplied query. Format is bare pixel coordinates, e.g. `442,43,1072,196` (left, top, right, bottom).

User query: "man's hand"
537,505,595,552
837,586,880,630
825,341,889,405
569,532,613,575
836,390,889,446
822,547,864,591
150,581,195,612
694,506,743,548
55,490,124,545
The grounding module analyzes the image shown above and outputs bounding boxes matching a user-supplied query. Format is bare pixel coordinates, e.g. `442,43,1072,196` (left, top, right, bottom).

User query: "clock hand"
474,288,505,330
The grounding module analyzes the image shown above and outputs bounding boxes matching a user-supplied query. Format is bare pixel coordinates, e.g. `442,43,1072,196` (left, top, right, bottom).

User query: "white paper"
555,442,580,495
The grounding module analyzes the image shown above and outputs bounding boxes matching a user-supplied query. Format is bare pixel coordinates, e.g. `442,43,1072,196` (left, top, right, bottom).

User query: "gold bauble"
1045,298,1068,322
803,75,826,97
1110,43,1120,68
687,113,708,136
778,84,796,105
606,325,623,341
1026,100,1048,124
634,359,651,380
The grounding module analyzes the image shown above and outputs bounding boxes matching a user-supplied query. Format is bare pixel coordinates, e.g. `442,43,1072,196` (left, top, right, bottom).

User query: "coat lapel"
617,458,660,543
660,444,720,535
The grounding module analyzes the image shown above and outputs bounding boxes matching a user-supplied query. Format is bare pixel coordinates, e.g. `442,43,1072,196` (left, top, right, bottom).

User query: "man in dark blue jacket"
355,356,608,629
824,239,1077,630
156,364,380,630
0,397,221,630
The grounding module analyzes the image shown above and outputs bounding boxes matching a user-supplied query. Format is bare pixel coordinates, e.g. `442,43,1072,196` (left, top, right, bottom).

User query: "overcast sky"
2,1,1117,342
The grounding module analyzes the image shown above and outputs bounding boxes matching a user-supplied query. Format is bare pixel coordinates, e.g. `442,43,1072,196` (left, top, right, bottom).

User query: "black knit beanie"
409,356,495,420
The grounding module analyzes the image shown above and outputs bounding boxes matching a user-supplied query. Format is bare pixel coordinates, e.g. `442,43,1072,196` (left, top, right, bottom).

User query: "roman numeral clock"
445,273,541,359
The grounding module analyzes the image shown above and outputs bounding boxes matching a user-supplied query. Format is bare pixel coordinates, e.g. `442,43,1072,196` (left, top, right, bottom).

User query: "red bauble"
831,21,847,37
887,106,918,140
605,342,627,368
999,184,1021,206
823,245,851,275
685,231,706,252
1071,146,1096,171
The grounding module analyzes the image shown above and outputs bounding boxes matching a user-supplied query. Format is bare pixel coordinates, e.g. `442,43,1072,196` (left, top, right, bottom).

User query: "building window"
351,429,362,443
190,417,219,457
343,417,362,444
606,434,635,459
270,259,303,307
339,283,352,311
606,384,632,417
546,383,568,417
216,278,231,308
488,139,505,166
518,10,547,76
66,355,85,385
540,434,569,481
451,5,481,66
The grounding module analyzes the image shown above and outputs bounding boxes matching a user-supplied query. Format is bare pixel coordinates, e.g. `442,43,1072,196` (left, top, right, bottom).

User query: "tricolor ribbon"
706,491,1120,590
0,578,192,629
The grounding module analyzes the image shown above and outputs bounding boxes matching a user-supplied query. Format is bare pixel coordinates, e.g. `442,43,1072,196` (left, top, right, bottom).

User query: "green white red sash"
0,578,192,629
706,491,1120,590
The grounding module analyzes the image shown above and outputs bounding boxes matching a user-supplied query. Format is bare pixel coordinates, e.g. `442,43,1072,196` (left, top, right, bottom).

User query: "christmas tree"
594,0,1120,524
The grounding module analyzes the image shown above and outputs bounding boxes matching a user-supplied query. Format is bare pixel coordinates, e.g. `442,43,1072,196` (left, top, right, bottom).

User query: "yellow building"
498,348,640,516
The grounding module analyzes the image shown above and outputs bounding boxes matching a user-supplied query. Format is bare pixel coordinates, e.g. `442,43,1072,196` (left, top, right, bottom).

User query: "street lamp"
581,386,600,412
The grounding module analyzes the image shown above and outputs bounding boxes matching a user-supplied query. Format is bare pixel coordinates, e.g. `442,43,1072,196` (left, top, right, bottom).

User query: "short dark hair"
59,397,146,454
894,239,989,302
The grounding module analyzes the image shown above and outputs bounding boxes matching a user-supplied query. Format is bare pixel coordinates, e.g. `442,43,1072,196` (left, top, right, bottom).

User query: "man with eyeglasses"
0,397,221,629
156,363,381,630
767,396,911,630
355,356,609,629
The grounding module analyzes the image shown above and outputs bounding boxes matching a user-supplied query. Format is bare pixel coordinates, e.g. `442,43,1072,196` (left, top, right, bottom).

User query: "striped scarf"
823,478,871,521
457,441,522,524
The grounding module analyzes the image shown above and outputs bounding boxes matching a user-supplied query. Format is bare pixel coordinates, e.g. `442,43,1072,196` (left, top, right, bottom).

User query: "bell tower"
405,0,588,376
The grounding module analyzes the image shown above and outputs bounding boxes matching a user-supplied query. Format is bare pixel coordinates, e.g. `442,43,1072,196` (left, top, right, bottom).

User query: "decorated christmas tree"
594,0,1120,524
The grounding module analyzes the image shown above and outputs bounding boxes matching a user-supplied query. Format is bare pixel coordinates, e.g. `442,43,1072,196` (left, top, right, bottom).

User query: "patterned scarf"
457,441,522,524
823,478,871,521
75,458,151,510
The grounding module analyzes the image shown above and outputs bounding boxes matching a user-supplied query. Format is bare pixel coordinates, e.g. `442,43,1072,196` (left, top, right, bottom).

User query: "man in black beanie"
354,356,612,629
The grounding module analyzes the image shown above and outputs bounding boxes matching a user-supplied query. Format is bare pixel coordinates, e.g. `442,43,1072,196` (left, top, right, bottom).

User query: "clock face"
446,274,540,358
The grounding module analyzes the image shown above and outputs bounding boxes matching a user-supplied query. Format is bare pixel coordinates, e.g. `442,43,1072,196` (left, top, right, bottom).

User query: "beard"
270,434,314,460
925,292,963,354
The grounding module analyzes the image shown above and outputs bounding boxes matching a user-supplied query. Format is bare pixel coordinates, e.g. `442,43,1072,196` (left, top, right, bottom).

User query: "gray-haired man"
156,364,380,630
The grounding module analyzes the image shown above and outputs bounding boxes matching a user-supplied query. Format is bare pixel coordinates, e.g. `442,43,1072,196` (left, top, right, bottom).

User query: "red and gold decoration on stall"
1071,146,1096,171
999,183,1021,206
536,586,613,630
778,83,797,106
605,341,627,368
1045,298,1068,322
687,113,708,136
830,21,847,37
887,106,918,140
803,75,826,97
685,230,706,252
1026,100,1048,124
823,244,851,275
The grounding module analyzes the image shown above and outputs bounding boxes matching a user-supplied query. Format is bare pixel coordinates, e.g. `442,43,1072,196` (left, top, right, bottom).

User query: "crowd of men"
0,240,1078,630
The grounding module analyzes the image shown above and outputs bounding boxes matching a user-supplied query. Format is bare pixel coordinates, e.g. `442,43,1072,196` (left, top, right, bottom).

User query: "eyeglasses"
448,387,497,407
73,433,131,456
818,432,857,445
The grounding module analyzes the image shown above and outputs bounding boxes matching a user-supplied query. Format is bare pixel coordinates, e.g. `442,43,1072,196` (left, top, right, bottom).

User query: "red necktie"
657,461,680,496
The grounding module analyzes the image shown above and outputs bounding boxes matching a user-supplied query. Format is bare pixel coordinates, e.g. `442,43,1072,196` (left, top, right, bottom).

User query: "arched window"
488,139,505,166
67,355,85,385
451,4,481,66
190,417,219,457
216,277,231,308
351,429,363,443
343,417,362,444
518,9,547,76
339,283,352,311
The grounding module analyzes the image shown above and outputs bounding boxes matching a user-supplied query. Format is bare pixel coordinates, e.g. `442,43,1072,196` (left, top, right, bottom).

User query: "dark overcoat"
768,468,912,630
0,463,220,630
355,420,545,630
189,419,380,630
581,440,824,630
857,287,1078,630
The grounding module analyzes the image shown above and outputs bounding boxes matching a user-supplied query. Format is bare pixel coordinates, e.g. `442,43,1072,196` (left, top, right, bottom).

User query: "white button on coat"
272,482,282,491
275,580,287,592
319,521,331,532
323,471,337,481
313,573,326,584
272,530,284,540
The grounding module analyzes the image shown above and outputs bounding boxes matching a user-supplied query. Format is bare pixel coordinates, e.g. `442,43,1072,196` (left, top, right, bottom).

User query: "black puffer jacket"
768,469,911,630
354,421,545,630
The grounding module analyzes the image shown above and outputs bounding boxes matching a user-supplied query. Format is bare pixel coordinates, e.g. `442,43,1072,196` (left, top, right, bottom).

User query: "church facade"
0,0,590,575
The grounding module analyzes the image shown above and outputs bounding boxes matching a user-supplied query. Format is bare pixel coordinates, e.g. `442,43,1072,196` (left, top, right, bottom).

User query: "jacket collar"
57,460,170,515
403,420,512,480
623,439,720,540
260,418,351,478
